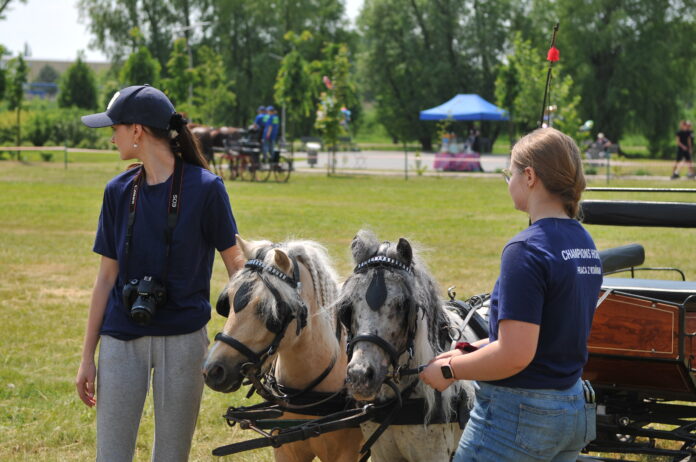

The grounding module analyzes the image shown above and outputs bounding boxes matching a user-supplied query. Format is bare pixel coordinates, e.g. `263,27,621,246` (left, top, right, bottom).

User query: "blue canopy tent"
419,94,509,121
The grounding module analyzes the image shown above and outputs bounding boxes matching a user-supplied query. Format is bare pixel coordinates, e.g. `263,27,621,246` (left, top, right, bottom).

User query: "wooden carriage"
578,191,696,461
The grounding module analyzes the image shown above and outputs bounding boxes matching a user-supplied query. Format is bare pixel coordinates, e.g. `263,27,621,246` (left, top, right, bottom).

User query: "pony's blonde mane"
242,238,341,354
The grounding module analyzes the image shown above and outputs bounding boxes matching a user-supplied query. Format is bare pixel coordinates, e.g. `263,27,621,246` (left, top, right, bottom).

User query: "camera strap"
124,156,184,283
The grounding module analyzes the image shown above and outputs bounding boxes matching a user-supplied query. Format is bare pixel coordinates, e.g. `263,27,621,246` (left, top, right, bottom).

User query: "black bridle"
213,249,336,407
344,255,420,383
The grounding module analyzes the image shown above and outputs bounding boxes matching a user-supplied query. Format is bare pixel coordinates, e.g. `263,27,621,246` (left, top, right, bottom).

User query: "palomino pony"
203,236,362,462
336,230,479,462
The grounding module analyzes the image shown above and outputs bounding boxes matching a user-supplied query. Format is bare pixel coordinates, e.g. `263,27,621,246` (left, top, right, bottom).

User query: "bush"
22,108,110,149
0,110,18,145
584,166,598,175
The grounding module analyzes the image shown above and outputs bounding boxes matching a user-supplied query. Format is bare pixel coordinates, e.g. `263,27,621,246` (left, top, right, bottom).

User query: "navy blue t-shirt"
93,163,238,340
485,218,602,389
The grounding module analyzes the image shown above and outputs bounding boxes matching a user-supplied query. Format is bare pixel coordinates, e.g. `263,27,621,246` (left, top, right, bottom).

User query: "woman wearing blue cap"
75,85,244,461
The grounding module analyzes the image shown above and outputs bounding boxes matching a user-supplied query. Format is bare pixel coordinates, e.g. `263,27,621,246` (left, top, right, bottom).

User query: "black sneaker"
688,173,696,179
671,173,680,180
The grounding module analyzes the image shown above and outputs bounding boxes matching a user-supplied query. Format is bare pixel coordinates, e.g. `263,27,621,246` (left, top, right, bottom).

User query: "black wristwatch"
441,362,455,379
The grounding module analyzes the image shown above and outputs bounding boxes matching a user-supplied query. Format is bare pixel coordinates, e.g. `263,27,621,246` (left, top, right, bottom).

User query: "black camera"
122,276,167,326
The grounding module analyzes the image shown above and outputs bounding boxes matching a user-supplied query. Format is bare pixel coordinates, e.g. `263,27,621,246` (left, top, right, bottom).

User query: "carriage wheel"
272,156,291,183
239,156,256,181
255,161,272,182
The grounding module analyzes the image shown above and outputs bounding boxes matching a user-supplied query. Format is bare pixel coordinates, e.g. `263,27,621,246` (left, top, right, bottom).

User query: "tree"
542,0,696,155
35,64,60,96
80,0,355,127
58,54,98,110
314,44,356,173
6,53,28,156
191,45,236,125
120,42,161,87
162,37,192,107
0,0,26,20
78,0,181,67
358,0,513,150
35,65,59,83
0,44,7,102
274,31,317,141
495,33,582,142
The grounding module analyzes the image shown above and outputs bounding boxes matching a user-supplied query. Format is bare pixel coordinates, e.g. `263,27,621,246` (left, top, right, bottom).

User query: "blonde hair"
512,127,586,218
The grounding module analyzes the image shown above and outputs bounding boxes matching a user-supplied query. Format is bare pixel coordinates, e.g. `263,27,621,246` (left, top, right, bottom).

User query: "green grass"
1,160,695,461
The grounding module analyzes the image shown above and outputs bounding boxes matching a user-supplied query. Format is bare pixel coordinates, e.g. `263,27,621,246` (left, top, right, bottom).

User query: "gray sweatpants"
96,328,209,462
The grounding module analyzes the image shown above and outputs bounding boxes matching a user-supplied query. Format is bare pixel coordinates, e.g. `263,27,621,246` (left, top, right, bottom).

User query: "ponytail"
168,113,209,170
142,113,210,170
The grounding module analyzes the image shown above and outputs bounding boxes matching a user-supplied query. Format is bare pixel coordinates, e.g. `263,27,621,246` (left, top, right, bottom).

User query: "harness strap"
348,333,402,368
213,405,375,456
214,332,263,364
358,378,419,462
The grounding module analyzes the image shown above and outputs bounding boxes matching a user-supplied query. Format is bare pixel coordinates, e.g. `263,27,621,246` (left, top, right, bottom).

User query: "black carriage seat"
580,200,696,228
598,244,645,274
602,277,696,309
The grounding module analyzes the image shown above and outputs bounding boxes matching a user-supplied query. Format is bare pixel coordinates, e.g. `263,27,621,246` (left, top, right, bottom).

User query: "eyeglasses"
502,168,513,184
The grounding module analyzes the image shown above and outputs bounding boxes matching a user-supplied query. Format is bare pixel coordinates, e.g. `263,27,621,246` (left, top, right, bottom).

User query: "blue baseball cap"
257,105,266,111
266,105,275,111
81,85,176,130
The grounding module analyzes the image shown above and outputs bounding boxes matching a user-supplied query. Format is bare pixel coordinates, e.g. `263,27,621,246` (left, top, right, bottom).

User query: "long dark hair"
146,113,209,170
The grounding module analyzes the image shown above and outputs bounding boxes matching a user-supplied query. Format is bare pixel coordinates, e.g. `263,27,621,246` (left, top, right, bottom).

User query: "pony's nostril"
206,364,225,384
364,366,375,381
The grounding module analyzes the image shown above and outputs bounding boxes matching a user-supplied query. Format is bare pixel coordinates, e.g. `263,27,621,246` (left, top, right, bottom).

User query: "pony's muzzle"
203,360,243,393
346,359,386,401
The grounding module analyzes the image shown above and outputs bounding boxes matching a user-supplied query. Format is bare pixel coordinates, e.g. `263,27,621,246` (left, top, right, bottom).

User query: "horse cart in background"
191,125,292,182
577,188,696,462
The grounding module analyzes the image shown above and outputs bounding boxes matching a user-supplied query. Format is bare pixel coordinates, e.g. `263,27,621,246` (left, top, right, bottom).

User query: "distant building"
22,58,110,81
0,57,110,100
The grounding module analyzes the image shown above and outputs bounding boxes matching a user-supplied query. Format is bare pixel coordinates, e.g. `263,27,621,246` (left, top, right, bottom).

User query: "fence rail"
0,145,118,168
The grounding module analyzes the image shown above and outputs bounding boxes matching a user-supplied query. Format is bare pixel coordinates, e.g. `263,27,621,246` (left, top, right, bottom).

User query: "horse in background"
203,236,363,462
336,229,479,462
189,124,245,176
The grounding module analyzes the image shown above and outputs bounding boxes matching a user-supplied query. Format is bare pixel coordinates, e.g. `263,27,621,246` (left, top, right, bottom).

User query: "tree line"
2,0,696,155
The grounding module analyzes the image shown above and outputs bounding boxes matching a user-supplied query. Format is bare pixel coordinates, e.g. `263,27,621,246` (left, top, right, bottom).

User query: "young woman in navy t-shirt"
420,127,603,462
75,85,243,461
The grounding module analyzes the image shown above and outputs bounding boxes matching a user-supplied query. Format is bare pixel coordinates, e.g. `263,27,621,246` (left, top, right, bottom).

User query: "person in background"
76,85,244,462
420,127,602,462
253,105,266,142
672,120,695,179
594,132,612,149
262,105,280,163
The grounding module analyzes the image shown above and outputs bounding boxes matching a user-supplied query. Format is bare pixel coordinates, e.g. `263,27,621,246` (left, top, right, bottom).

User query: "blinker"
233,281,254,313
366,270,387,310
216,290,230,317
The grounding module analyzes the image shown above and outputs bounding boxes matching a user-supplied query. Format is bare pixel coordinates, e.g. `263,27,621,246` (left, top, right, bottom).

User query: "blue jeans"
262,138,275,162
454,379,596,462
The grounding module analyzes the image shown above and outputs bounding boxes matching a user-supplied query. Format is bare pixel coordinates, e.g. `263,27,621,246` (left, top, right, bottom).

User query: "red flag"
547,46,560,62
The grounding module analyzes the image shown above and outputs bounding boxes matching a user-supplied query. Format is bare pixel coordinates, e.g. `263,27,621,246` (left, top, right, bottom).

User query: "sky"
0,0,364,62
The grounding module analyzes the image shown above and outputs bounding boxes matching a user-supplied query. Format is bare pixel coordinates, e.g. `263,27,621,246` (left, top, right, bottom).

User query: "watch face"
441,365,454,379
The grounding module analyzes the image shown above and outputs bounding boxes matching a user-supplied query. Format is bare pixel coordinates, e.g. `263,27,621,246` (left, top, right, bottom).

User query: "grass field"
1,159,695,461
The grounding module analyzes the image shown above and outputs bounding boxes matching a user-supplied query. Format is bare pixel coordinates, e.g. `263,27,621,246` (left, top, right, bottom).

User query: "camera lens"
130,306,152,326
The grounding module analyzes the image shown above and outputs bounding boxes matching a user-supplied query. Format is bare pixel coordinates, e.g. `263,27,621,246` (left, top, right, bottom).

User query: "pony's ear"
396,238,413,266
236,234,252,259
273,248,292,274
351,229,379,263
